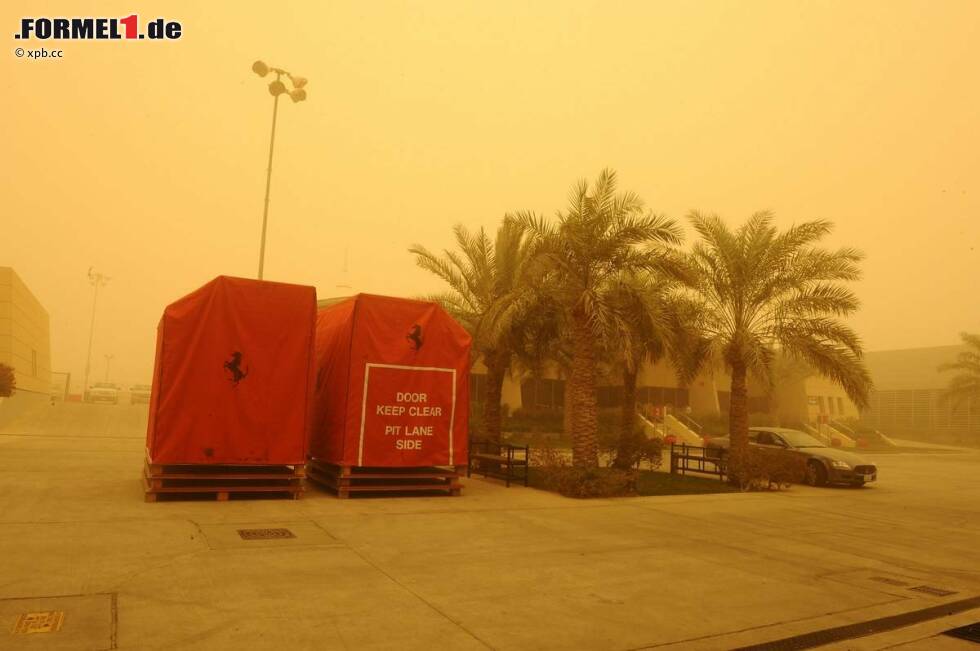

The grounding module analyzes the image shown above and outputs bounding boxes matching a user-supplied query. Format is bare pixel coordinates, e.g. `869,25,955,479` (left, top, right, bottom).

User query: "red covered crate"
145,276,316,465
311,294,471,468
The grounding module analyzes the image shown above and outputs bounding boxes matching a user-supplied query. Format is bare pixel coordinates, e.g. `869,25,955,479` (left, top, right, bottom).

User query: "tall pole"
84,280,100,398
83,269,109,400
257,77,282,281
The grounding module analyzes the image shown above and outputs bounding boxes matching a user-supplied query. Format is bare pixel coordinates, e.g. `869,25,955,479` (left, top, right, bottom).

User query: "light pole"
83,268,109,400
103,354,114,383
251,60,308,280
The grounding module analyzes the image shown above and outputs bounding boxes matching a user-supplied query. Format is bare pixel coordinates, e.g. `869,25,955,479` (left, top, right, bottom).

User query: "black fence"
468,440,530,487
669,443,727,481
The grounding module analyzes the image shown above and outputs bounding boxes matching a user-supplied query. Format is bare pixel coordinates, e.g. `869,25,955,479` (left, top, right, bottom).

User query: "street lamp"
252,59,309,280
83,267,110,400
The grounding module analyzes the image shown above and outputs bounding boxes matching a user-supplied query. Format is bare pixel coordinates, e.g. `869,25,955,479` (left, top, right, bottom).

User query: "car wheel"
805,461,828,487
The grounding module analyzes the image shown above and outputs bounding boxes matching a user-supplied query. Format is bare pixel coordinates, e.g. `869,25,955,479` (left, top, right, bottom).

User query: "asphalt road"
0,401,978,650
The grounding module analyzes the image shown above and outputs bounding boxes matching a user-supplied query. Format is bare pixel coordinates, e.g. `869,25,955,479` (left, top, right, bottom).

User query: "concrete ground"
1,401,979,650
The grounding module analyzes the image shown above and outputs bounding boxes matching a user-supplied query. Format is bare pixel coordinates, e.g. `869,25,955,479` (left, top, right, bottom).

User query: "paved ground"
1,401,979,650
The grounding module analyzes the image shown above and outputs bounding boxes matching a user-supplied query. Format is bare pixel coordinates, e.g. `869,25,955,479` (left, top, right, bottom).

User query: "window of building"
837,397,844,415
597,385,624,408
636,386,690,408
520,378,565,410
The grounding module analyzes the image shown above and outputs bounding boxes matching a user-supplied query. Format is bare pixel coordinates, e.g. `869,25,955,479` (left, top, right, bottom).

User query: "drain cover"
944,622,980,643
909,585,957,597
11,611,64,635
870,576,909,586
237,528,295,540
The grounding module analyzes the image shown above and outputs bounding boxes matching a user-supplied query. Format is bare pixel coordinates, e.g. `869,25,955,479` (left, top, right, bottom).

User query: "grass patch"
527,467,737,497
635,471,737,496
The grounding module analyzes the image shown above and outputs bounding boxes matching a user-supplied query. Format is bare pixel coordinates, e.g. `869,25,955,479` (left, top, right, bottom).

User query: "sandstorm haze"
2,0,978,389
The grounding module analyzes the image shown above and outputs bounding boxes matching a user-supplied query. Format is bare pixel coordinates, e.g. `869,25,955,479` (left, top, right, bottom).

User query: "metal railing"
669,442,727,481
467,440,530,487
830,420,856,436
675,412,703,435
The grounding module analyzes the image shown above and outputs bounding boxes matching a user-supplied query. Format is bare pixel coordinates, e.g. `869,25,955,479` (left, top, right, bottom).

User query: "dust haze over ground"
2,1,979,388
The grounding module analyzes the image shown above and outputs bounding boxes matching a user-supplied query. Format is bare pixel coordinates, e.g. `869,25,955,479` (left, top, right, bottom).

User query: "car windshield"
93,383,115,389
776,430,826,448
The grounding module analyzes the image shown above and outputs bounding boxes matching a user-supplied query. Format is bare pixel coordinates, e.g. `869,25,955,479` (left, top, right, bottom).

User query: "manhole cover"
909,585,957,597
870,576,909,586
944,622,980,643
11,611,64,635
237,528,295,540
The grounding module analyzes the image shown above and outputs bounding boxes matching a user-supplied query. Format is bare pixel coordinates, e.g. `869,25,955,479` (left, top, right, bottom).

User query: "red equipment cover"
311,294,471,467
145,276,316,465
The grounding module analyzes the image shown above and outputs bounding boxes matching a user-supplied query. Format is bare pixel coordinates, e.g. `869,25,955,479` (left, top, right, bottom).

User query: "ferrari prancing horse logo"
224,351,249,386
406,325,423,351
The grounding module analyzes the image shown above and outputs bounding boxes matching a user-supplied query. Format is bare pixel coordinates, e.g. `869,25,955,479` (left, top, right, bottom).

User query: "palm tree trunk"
569,313,599,467
482,351,507,444
563,376,573,437
613,367,638,469
728,359,750,484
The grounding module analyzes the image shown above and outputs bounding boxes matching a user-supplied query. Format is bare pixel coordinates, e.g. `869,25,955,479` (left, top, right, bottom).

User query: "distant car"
706,427,877,487
88,382,120,405
130,384,152,405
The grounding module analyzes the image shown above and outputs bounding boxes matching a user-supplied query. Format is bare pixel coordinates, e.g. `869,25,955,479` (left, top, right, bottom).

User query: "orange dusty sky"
2,1,978,389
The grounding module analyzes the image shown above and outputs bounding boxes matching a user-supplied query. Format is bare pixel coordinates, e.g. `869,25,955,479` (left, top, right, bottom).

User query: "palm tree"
410,221,535,443
514,169,685,467
679,211,872,481
603,274,681,469
939,333,980,410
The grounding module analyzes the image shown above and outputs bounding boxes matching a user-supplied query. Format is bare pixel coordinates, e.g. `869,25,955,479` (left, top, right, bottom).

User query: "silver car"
706,427,878,487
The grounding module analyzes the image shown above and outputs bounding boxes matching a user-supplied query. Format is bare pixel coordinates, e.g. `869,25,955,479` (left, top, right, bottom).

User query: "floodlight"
268,80,287,96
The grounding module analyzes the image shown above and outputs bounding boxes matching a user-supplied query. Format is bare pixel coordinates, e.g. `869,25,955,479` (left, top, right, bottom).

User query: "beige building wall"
477,353,857,426
801,375,860,421
0,267,52,394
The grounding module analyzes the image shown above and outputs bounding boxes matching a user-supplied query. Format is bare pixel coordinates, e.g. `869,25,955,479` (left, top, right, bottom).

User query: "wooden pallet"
306,459,464,498
144,454,305,502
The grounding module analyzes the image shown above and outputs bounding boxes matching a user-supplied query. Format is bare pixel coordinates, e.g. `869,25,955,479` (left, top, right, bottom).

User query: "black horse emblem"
407,325,423,351
223,351,249,386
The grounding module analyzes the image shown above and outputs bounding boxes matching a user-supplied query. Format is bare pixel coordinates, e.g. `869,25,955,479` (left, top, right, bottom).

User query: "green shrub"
530,443,637,498
737,448,807,491
598,425,663,469
542,466,637,498
529,443,569,468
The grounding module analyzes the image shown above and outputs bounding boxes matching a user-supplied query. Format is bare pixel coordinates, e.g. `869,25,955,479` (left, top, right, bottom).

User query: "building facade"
472,355,858,429
0,267,52,395
860,345,978,444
